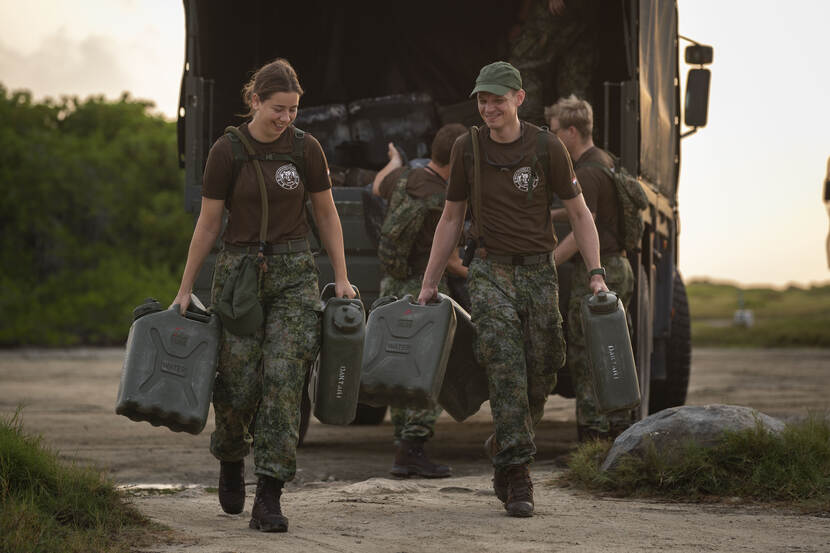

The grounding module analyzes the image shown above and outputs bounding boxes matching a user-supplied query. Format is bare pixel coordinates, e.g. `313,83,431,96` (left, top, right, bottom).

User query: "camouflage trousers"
209,249,321,482
380,273,446,442
467,257,565,468
567,254,635,433
509,0,596,126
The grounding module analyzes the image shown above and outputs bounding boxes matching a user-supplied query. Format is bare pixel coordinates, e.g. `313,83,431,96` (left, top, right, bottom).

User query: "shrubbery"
0,86,192,346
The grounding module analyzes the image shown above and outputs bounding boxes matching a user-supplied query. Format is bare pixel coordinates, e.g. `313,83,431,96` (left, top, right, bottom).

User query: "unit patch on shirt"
275,164,301,190
512,166,539,192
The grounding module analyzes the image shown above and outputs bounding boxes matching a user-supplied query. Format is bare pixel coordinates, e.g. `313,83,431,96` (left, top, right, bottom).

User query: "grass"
559,416,830,512
0,409,163,553
687,280,830,347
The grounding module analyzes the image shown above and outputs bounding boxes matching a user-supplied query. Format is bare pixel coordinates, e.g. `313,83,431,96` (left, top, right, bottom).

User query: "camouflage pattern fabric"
567,254,635,433
209,249,321,482
378,175,445,280
509,0,597,126
466,257,565,468
380,273,448,441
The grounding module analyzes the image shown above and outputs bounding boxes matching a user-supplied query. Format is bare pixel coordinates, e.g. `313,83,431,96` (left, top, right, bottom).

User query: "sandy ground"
2,347,830,552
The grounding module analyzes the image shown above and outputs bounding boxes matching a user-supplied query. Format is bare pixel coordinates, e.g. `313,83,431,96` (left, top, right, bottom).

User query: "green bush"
0,410,155,553
0,85,192,346
561,417,830,511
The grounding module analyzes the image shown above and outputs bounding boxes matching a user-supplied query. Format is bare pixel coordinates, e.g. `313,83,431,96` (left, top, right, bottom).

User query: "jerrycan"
580,291,640,413
360,294,456,410
116,295,220,434
437,294,489,422
313,283,366,425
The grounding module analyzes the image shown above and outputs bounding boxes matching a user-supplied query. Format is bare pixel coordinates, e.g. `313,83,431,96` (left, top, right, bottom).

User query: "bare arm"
310,188,355,298
550,207,568,221
418,200,467,303
561,194,608,294
371,142,403,196
173,197,226,313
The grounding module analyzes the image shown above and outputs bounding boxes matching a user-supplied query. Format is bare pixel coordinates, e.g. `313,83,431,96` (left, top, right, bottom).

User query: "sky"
1,0,828,288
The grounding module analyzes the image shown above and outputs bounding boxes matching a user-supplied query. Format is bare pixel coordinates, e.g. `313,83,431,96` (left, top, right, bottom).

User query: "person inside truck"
547,95,636,442
417,61,607,517
508,0,599,126
172,58,355,534
371,123,468,479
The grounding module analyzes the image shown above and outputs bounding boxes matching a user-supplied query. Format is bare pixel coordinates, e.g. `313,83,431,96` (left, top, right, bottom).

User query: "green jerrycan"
313,283,366,425
580,291,640,413
116,294,220,434
360,294,456,410
437,294,489,422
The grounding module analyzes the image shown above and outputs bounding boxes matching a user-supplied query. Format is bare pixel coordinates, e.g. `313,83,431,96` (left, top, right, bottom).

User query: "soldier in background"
372,124,469,478
548,95,635,441
509,0,599,126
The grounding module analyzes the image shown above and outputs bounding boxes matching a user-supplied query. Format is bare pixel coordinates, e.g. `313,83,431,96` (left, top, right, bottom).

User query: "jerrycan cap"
333,303,363,333
586,291,619,314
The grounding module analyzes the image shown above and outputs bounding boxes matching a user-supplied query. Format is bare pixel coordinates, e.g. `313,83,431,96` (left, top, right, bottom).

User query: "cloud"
0,26,181,118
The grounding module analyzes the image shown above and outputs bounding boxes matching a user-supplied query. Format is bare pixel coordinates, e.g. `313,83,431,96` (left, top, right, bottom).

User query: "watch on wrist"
589,267,606,280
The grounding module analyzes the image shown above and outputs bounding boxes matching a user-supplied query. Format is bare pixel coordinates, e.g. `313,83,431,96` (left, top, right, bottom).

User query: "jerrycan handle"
321,282,361,300
403,293,443,306
170,299,212,324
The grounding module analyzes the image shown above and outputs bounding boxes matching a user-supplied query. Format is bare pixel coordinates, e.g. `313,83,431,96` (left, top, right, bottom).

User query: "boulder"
600,404,785,472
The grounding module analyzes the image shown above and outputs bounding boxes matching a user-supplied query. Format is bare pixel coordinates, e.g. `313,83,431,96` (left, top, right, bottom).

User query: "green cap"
469,61,522,97
215,257,263,336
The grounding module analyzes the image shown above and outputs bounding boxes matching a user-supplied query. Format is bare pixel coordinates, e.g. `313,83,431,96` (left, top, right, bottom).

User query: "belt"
223,238,310,255
475,251,552,266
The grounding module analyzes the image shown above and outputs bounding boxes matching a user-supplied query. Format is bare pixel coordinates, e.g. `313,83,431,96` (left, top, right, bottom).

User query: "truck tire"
648,272,691,414
352,404,388,425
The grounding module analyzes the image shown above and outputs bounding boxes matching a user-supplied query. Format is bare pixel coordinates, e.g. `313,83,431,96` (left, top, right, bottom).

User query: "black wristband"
589,267,606,279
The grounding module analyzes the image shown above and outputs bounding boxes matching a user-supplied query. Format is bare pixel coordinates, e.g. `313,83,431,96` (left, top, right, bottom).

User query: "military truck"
178,0,712,431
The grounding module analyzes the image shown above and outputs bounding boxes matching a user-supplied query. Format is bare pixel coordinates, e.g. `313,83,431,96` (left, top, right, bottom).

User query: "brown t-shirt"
574,146,622,256
446,122,580,255
378,166,447,273
202,123,331,245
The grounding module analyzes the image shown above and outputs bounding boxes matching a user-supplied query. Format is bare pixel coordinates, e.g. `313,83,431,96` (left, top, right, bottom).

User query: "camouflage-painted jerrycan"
360,294,456,410
313,283,366,425
116,295,220,434
580,291,641,413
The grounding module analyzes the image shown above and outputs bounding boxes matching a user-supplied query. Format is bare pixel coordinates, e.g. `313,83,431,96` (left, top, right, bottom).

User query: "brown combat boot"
390,439,452,478
577,425,613,443
493,466,508,504
218,460,245,514
485,434,508,503
505,464,534,517
249,476,288,532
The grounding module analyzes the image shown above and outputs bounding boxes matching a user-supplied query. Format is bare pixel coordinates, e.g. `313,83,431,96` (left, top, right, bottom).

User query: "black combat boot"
505,464,534,517
218,459,245,514
390,439,452,478
249,476,288,532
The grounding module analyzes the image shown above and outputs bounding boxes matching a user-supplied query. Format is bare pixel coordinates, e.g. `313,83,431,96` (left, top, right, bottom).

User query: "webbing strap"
469,126,484,248
224,126,269,270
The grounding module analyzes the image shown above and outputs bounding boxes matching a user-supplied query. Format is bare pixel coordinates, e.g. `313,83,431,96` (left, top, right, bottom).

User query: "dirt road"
2,348,829,552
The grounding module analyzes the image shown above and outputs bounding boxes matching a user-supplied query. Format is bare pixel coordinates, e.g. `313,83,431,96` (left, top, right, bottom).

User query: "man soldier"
548,95,636,441
372,123,469,478
417,62,607,517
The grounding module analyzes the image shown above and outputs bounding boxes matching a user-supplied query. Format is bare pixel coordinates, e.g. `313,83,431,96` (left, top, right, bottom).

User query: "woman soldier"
173,58,354,533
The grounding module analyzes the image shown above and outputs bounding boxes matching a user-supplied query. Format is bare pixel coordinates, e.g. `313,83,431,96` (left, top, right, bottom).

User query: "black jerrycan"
437,294,489,422
580,291,640,413
360,294,456,410
312,283,366,425
116,295,220,434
